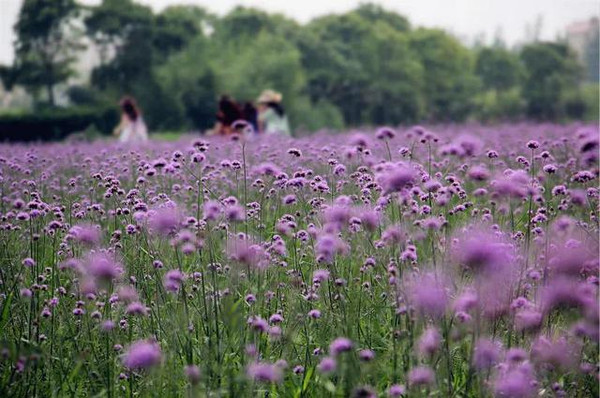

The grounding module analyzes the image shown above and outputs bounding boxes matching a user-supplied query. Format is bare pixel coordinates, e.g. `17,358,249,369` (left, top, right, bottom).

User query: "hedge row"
0,106,119,142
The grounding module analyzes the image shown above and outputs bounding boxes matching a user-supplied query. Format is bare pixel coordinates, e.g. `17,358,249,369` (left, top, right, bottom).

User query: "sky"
1,0,599,65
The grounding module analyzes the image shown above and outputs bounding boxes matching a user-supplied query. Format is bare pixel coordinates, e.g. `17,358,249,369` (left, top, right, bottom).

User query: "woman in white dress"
113,97,148,143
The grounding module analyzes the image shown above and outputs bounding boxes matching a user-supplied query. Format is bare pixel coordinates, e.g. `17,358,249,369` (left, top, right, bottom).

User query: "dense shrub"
0,106,119,142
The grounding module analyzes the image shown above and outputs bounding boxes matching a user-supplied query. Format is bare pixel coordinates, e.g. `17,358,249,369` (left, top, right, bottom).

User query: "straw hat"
257,89,283,104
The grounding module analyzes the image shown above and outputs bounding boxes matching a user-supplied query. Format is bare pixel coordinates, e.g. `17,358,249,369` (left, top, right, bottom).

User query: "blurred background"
0,0,598,141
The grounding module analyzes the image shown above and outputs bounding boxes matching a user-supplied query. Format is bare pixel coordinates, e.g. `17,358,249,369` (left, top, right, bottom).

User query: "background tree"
356,21,424,124
306,12,372,125
84,0,154,91
10,0,82,106
156,35,216,131
153,5,213,61
410,28,481,121
4,0,595,138
214,32,305,112
83,0,206,129
353,3,410,32
214,7,274,41
520,42,581,119
473,46,526,121
475,47,523,91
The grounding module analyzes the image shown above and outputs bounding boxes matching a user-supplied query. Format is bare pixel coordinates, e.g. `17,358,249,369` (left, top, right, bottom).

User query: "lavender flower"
493,362,537,398
203,200,222,221
388,384,406,397
312,269,330,284
453,229,510,274
227,238,270,270
70,224,101,245
184,364,201,385
86,253,122,282
378,165,415,194
473,338,501,371
408,366,435,387
315,234,348,263
329,337,353,356
417,327,441,357
531,335,579,371
22,258,35,268
358,349,375,362
125,302,148,316
122,340,162,369
317,356,337,374
246,362,283,383
163,269,184,292
410,273,448,318
148,207,180,235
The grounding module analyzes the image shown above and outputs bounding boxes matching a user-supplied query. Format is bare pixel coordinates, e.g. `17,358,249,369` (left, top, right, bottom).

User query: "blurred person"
113,96,148,143
242,101,259,133
257,90,291,136
210,95,244,135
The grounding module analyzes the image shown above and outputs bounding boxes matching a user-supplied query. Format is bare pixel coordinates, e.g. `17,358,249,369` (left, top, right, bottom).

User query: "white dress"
119,117,149,143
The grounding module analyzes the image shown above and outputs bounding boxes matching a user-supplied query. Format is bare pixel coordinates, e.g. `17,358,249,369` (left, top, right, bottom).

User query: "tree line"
1,0,598,133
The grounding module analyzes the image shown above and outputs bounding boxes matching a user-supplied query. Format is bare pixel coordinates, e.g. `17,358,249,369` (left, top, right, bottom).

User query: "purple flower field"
0,123,598,397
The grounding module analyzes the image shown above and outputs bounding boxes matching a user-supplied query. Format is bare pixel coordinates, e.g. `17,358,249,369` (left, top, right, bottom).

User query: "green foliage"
476,47,523,91
563,89,588,120
410,28,481,121
4,0,595,134
474,88,526,122
353,3,410,32
156,37,217,130
66,85,107,106
84,0,153,44
581,83,600,120
520,42,582,120
305,13,372,126
131,75,183,130
304,10,424,125
179,70,219,131
290,97,346,133
214,32,306,108
214,6,298,46
84,0,196,131
84,1,216,131
563,83,600,121
153,5,212,60
87,11,154,91
360,22,424,124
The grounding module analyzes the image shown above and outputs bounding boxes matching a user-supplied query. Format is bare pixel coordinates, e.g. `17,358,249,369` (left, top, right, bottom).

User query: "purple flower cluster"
0,123,597,396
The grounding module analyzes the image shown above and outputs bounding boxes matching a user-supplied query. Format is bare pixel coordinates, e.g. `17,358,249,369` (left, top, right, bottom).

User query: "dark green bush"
0,106,119,142
66,85,107,106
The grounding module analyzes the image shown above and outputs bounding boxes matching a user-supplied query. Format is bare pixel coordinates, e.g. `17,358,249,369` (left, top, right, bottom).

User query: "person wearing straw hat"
256,89,291,136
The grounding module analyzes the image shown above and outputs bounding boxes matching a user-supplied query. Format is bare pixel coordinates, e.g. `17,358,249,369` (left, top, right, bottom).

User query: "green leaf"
0,293,13,331
324,380,336,393
61,360,83,394
302,366,314,392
